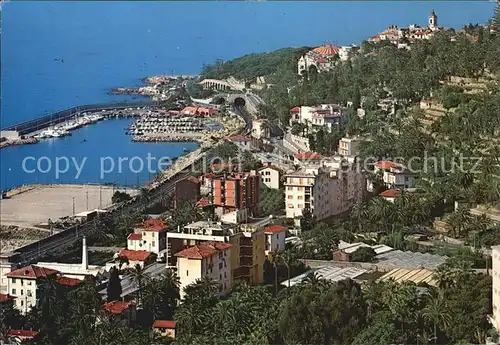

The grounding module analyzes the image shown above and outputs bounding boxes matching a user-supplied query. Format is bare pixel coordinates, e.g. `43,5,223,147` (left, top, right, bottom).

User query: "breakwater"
0,137,38,149
2,100,158,136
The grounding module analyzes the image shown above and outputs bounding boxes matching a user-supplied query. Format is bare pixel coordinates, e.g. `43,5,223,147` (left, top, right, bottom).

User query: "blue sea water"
0,1,495,190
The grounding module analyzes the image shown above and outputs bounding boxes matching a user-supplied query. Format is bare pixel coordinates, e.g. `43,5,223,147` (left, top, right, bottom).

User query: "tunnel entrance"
234,97,246,108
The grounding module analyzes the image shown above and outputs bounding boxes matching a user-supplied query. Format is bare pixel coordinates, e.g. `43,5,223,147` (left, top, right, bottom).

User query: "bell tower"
429,9,438,29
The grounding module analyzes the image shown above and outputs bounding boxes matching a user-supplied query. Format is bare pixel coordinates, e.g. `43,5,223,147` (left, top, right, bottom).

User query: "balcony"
240,246,253,257
233,266,251,280
240,256,253,267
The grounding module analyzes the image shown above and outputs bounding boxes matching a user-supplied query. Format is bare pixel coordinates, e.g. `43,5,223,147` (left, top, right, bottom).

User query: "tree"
106,267,122,302
351,247,377,262
421,291,451,345
300,208,314,232
112,191,132,204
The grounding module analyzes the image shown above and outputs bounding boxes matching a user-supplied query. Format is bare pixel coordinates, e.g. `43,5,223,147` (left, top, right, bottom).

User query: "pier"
1,100,158,137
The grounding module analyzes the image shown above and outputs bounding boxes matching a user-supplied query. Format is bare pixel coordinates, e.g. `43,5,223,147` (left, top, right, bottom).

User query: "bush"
350,247,377,262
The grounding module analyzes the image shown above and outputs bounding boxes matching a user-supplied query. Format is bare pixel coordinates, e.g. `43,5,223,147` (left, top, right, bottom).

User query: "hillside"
200,47,311,81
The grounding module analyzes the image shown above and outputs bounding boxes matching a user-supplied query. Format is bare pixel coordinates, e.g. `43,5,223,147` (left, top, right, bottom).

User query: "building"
369,10,443,45
6,265,59,314
371,161,414,191
264,224,287,255
180,106,217,117
297,44,355,75
227,134,252,149
290,104,347,133
0,293,16,308
293,152,322,166
210,171,260,222
175,242,232,300
6,330,39,343
251,119,270,140
285,161,366,221
281,265,368,287
174,176,200,209
338,136,364,157
37,237,107,281
152,320,177,339
377,268,437,286
127,219,167,257
333,240,394,261
258,164,282,189
117,250,156,269
492,245,500,332
379,189,402,202
167,220,265,286
101,300,137,326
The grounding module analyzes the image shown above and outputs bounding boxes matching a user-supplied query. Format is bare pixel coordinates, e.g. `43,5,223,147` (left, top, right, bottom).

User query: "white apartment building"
492,245,500,332
369,161,414,191
290,104,347,133
258,165,282,189
338,136,364,157
175,242,232,300
264,224,287,255
6,265,59,314
127,219,167,256
285,162,366,221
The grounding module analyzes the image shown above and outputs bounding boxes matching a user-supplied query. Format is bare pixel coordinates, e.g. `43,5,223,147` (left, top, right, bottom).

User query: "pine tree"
495,1,500,26
106,267,122,302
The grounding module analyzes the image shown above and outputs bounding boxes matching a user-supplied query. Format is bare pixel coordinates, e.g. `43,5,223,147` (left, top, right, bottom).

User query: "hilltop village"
1,7,500,345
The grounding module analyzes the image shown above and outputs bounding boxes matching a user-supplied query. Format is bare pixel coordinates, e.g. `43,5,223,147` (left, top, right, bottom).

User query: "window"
265,171,270,176
27,290,32,297
11,289,16,295
220,274,222,280
219,262,223,269
297,195,303,200
20,290,23,296
224,272,227,278
287,195,293,199
186,270,189,276
287,186,293,191
288,204,294,208
27,281,32,286
152,241,155,247
12,278,16,284
20,301,24,307
21,280,23,286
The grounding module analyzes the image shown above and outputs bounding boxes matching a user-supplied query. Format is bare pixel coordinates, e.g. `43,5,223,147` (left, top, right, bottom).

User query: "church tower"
429,9,438,30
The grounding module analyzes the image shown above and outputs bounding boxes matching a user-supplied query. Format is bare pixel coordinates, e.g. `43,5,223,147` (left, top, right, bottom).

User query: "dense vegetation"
200,47,310,81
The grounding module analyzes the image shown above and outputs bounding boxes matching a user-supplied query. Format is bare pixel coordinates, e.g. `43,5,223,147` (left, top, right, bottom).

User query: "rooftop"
338,241,394,255
376,160,403,170
119,249,154,262
127,233,143,241
102,300,136,315
375,250,447,269
227,134,250,142
281,265,367,287
294,152,321,161
135,219,167,232
153,320,177,329
0,293,16,302
312,44,340,56
55,276,83,287
377,268,437,286
264,224,288,234
6,265,59,279
379,189,402,198
175,242,232,260
7,330,39,338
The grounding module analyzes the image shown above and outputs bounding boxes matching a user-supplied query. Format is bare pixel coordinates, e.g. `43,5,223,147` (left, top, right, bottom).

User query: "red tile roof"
175,242,232,260
56,276,83,287
127,233,142,241
0,294,16,303
153,320,177,329
102,300,136,315
6,265,59,279
290,106,301,113
196,197,211,208
376,161,402,170
7,330,39,338
313,44,340,55
227,134,250,142
264,224,288,234
294,152,321,160
135,219,167,232
119,249,153,262
379,189,402,198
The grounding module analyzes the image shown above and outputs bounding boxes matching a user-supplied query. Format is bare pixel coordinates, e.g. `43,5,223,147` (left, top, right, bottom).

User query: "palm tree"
421,291,451,345
350,202,368,233
268,250,281,293
128,264,149,306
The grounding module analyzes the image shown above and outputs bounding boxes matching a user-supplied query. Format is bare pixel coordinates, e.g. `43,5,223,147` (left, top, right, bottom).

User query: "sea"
0,1,495,190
